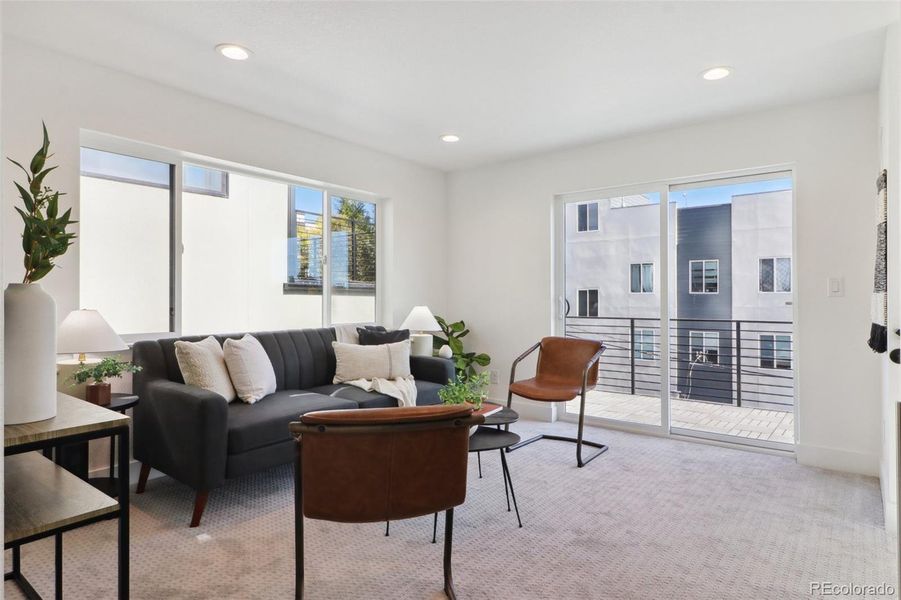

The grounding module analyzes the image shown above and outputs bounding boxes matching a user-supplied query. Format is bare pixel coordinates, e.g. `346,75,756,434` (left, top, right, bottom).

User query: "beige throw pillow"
174,336,236,402
223,334,277,404
333,340,412,383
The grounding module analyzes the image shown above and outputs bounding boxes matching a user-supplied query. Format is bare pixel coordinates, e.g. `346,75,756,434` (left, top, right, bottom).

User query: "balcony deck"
567,390,794,444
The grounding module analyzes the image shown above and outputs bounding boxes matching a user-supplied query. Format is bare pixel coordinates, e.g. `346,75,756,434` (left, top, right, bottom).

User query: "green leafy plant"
433,315,491,377
70,357,142,386
438,372,490,409
9,123,76,284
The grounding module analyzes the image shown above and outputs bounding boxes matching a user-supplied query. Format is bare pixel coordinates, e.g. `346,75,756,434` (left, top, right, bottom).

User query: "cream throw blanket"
344,377,418,407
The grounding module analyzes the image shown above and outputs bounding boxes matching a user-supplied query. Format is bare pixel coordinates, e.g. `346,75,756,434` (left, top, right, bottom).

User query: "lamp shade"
57,309,128,354
399,306,441,332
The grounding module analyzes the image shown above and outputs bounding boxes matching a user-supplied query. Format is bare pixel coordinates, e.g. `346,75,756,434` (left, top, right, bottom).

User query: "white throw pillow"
223,334,277,404
333,340,412,383
174,336,236,402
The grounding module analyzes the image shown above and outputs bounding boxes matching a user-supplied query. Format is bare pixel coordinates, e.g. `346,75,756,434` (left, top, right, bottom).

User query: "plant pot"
86,382,112,406
4,283,58,424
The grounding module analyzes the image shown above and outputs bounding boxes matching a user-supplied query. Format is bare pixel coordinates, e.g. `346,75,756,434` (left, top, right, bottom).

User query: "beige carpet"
5,420,896,599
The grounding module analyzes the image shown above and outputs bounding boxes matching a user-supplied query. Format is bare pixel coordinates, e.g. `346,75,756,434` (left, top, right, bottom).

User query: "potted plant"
432,316,491,377
5,123,77,424
70,358,142,406
438,372,490,410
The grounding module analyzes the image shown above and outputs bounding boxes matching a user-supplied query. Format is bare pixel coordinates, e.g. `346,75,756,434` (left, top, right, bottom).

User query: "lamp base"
410,333,433,357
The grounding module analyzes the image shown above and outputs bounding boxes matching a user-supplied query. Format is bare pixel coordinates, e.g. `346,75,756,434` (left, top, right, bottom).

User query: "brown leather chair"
290,405,484,599
506,337,608,467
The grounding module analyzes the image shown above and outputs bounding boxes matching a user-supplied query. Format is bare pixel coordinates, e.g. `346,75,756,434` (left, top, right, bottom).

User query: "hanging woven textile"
869,169,889,353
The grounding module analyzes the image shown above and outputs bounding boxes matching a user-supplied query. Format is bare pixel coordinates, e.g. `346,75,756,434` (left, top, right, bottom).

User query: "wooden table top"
5,452,119,545
5,393,130,450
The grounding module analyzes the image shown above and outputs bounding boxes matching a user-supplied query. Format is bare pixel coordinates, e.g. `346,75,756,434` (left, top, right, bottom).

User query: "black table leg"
109,435,116,479
55,533,63,599
500,449,522,528
117,427,129,600
477,452,482,478
432,512,438,544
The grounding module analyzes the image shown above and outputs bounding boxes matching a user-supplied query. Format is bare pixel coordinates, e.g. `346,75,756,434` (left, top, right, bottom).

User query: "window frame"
630,262,654,294
689,330,720,365
79,130,385,341
576,288,599,317
689,259,719,294
759,333,792,369
576,201,599,232
758,256,791,293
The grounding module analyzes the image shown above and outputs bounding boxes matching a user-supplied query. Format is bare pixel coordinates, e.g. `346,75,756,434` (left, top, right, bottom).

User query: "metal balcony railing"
565,316,794,411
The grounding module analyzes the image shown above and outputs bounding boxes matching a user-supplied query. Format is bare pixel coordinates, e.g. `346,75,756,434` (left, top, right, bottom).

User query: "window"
633,329,655,361
630,263,654,293
689,331,719,364
79,148,173,335
329,195,377,324
760,334,792,369
183,164,228,197
577,289,599,317
690,259,719,294
577,202,598,232
759,257,791,293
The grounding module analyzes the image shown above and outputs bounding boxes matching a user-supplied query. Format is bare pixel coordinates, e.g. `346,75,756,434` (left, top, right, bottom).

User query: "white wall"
1,38,448,331
878,17,901,535
448,93,881,475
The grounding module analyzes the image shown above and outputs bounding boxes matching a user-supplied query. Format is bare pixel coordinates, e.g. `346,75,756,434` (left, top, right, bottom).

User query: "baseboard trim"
795,443,880,477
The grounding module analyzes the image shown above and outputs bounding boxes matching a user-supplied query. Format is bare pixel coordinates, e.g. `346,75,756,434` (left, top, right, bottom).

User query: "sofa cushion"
227,390,356,454
307,380,444,409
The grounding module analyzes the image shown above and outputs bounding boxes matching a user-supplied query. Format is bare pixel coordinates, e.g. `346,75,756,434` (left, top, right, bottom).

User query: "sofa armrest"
410,356,456,385
133,379,229,492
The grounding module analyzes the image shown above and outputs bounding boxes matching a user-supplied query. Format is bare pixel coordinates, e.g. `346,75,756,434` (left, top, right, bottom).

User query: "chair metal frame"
506,341,609,467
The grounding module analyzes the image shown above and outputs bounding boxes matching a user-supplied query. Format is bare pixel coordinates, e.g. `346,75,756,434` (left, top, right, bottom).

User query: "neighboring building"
565,189,792,410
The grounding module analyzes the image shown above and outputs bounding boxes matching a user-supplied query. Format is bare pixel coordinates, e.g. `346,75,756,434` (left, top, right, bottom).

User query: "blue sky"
672,177,792,208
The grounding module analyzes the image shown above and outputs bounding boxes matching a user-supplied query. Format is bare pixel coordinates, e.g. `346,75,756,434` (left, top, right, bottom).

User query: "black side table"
89,393,139,497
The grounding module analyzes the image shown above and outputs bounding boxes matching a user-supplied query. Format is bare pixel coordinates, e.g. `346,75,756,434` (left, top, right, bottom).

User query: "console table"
5,393,130,599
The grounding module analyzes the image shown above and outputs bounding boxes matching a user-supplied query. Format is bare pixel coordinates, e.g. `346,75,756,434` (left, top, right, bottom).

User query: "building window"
689,330,719,364
689,259,719,294
183,164,228,197
577,289,599,317
577,202,599,232
79,148,174,335
633,329,655,361
760,334,792,369
630,263,654,293
759,257,791,293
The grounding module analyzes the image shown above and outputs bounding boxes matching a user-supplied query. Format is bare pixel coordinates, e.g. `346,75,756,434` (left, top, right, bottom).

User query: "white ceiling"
3,1,897,171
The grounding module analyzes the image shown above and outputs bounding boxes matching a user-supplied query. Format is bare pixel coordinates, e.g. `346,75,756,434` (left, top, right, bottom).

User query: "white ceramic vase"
4,283,58,424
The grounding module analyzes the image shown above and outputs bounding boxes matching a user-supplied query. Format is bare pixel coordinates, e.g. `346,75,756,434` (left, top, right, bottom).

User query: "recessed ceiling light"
701,66,732,81
216,44,251,61
440,134,460,143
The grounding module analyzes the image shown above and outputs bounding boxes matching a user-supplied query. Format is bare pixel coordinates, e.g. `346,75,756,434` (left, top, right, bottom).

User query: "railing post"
630,318,636,396
735,320,742,407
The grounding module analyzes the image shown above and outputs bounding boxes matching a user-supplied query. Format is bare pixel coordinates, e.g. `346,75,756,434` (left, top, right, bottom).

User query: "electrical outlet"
489,370,499,384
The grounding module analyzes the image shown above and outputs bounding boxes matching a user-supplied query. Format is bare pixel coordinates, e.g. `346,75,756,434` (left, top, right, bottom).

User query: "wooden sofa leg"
136,463,151,494
190,491,209,528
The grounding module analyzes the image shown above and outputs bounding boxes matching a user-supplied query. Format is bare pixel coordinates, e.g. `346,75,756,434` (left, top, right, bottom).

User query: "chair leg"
443,508,456,600
506,390,608,467
432,512,438,544
136,463,151,494
295,444,304,600
190,491,209,528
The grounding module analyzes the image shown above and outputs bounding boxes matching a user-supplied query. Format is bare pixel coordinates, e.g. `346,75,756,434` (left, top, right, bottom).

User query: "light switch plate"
827,277,844,297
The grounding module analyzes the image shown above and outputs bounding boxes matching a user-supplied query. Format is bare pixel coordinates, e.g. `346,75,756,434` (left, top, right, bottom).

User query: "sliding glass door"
556,170,795,449
559,187,667,429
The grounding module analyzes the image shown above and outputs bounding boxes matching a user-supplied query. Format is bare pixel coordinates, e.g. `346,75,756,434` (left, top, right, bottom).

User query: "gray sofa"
132,327,454,526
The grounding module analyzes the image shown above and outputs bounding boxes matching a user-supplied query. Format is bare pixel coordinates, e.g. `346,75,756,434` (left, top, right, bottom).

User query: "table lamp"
58,309,128,362
400,306,441,357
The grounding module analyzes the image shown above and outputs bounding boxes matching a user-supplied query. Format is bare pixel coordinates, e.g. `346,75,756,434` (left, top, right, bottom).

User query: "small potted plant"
438,372,490,410
70,357,142,406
